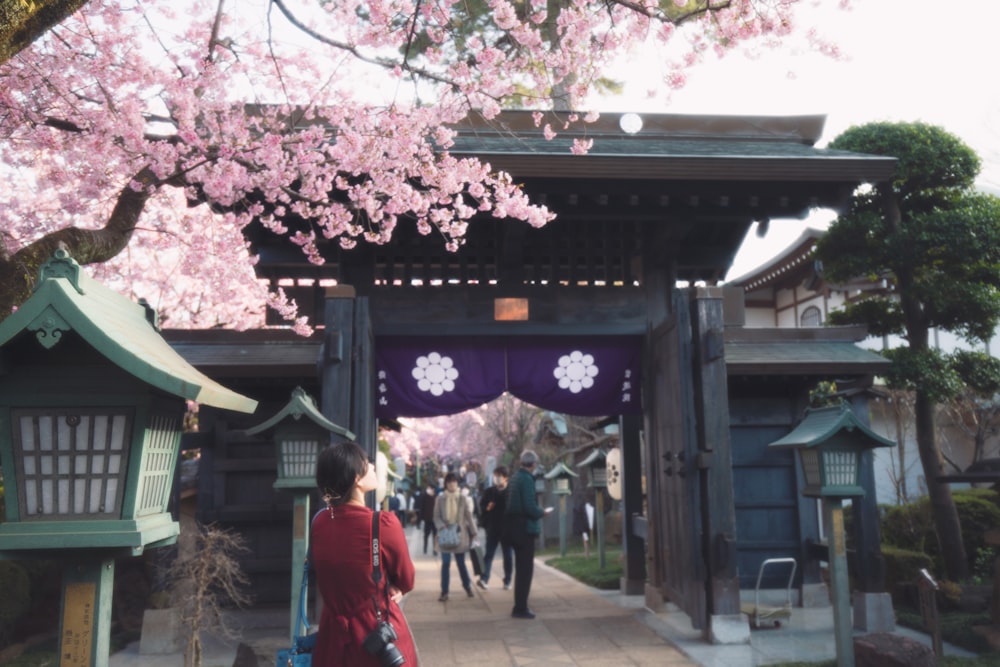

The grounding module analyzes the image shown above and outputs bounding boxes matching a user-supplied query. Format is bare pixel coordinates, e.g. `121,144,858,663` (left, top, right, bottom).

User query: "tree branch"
268,0,459,91
0,166,160,313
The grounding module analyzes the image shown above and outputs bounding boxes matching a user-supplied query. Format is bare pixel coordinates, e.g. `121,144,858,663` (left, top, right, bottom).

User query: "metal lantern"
769,402,895,667
543,461,579,556
245,386,354,490
769,403,894,498
544,461,579,496
577,448,608,488
0,248,257,665
0,249,257,553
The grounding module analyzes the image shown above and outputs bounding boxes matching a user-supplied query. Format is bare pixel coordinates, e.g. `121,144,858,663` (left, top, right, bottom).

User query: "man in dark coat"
502,450,549,619
477,465,513,590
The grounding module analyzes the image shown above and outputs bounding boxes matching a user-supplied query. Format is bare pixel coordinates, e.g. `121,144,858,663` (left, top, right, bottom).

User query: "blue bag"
276,561,315,667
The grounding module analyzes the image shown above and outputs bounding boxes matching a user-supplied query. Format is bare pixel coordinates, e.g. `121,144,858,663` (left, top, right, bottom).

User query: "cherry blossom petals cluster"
0,0,831,329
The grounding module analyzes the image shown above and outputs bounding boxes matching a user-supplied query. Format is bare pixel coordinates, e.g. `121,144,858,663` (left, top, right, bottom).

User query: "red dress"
311,504,419,666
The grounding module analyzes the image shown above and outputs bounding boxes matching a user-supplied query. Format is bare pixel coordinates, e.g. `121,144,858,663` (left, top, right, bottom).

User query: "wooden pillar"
322,286,356,448
288,493,310,643
825,498,856,667
619,414,646,594
852,445,886,592
689,287,746,642
59,557,115,666
321,287,375,496
352,297,375,457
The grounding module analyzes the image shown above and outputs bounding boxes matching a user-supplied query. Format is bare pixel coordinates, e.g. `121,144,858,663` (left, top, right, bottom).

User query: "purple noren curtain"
375,336,642,419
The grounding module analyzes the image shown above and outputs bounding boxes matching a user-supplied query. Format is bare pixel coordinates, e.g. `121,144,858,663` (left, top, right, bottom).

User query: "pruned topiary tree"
817,121,1000,581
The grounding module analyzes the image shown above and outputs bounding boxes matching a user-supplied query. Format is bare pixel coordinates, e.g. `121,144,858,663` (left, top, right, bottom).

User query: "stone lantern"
769,403,894,667
0,248,257,665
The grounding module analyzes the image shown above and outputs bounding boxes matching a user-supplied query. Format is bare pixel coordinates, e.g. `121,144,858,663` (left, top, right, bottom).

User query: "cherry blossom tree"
0,0,840,329
384,393,545,468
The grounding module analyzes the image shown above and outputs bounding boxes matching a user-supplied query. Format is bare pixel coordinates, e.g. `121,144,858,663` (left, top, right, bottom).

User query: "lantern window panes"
280,439,320,479
12,409,132,520
798,448,821,488
554,478,570,493
591,467,608,487
135,414,182,517
822,449,858,487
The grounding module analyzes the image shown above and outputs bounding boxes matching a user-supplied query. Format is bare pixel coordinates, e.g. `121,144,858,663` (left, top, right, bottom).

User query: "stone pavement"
401,538,696,666
110,524,973,666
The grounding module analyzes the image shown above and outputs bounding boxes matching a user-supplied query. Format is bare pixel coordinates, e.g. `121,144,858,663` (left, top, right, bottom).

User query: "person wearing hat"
502,449,551,619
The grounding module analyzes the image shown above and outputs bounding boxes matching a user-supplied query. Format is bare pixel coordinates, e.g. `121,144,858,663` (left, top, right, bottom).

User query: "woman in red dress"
311,442,419,666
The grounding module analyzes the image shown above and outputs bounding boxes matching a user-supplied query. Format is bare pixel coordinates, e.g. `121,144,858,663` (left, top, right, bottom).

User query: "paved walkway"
110,524,975,666
402,537,695,666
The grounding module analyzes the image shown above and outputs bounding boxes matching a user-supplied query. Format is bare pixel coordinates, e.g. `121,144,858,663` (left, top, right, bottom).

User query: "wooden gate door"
644,287,742,632
645,290,705,627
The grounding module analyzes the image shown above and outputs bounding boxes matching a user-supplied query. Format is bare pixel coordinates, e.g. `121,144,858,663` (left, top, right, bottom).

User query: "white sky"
591,0,1000,279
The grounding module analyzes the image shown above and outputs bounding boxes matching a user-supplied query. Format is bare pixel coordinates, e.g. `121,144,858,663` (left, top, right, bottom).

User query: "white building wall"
776,308,798,328
743,308,778,327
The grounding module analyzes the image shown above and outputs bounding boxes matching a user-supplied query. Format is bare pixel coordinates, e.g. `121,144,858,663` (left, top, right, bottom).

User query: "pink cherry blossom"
0,0,839,329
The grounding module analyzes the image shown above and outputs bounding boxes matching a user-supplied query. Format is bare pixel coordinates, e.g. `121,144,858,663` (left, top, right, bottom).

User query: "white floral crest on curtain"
411,352,458,396
553,351,599,393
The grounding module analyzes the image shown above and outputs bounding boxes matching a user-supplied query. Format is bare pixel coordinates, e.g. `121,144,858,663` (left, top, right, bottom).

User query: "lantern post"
245,386,353,642
577,449,609,569
769,403,894,667
543,462,579,556
0,248,257,665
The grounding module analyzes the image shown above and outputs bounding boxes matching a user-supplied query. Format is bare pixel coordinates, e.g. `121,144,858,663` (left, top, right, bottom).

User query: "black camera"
362,620,406,667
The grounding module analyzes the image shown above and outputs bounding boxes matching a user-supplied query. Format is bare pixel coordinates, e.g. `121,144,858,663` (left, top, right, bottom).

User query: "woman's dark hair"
444,471,459,485
493,465,509,478
316,442,368,506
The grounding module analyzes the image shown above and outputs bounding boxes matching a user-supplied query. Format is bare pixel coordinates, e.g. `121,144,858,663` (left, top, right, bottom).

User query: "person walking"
419,484,437,554
502,450,550,619
434,472,478,601
310,441,418,665
477,465,513,591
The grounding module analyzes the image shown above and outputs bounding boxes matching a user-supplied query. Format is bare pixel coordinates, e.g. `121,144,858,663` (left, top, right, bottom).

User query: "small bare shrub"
163,523,252,667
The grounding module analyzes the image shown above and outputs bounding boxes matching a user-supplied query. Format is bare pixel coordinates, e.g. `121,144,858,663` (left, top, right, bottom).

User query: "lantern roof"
0,248,257,413
544,461,579,480
769,404,895,450
245,386,354,439
577,448,608,468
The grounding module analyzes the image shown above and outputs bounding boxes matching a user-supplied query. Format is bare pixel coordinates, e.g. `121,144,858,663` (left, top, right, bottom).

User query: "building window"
800,306,822,328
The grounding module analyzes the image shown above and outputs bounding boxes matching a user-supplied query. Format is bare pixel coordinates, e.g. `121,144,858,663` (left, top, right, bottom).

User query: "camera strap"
370,510,390,623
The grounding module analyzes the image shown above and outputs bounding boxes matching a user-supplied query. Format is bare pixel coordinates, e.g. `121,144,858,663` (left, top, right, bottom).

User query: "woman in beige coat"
434,471,478,601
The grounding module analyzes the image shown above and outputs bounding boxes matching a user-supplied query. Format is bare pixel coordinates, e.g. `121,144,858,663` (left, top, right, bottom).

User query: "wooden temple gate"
167,111,895,636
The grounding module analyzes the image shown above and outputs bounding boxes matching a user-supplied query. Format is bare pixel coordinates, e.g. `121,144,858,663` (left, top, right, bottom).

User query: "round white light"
619,113,643,134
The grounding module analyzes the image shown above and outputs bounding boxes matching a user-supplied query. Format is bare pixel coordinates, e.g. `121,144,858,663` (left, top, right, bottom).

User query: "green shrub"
881,544,933,605
897,607,996,655
880,488,1000,575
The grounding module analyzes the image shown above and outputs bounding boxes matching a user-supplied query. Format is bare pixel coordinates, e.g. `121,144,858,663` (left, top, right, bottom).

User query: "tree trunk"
884,181,969,581
915,390,969,581
0,166,156,317
0,0,89,64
